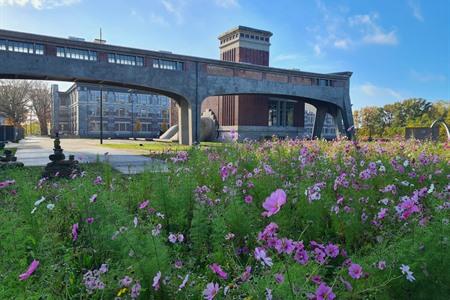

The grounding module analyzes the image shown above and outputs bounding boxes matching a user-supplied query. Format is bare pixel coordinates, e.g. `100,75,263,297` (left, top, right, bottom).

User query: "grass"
98,141,225,152
1,138,449,299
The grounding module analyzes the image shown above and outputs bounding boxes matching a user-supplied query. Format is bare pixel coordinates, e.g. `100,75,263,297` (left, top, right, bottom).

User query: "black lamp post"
128,89,135,140
99,86,103,144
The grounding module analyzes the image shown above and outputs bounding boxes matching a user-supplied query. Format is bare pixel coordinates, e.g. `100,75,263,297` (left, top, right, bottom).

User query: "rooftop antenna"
94,27,106,44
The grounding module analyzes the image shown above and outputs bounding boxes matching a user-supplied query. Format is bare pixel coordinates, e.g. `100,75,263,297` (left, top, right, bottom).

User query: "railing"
206,64,346,87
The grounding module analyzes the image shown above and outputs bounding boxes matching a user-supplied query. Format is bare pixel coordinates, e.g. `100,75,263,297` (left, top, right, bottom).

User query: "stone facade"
51,83,171,138
0,28,354,145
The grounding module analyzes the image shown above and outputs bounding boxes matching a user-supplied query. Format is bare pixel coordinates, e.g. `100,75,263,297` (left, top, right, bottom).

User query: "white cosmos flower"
34,196,46,206
46,203,55,210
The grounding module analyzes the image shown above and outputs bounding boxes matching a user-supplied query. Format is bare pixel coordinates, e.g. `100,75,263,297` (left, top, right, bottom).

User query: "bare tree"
29,82,52,136
0,80,32,126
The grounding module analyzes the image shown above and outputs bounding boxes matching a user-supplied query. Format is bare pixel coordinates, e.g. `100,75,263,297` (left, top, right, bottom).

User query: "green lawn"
99,141,225,152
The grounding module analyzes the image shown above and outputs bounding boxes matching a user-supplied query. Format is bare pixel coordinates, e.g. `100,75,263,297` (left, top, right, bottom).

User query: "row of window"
88,121,164,132
57,47,97,61
220,33,270,44
0,39,44,55
108,53,144,66
153,59,184,71
55,47,180,72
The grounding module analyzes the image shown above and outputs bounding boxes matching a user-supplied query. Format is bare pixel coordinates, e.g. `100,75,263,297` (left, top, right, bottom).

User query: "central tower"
201,26,305,140
218,26,272,66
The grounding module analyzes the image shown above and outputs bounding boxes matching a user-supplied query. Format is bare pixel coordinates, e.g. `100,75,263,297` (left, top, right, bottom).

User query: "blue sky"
0,0,448,109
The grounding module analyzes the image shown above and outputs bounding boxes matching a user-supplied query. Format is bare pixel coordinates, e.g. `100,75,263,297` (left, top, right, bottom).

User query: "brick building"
51,83,171,138
199,26,334,140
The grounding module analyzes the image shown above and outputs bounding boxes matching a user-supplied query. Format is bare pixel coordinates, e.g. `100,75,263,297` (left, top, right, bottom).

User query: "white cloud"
333,38,351,49
351,83,405,108
311,0,354,54
410,70,446,82
215,0,239,8
161,0,183,24
149,12,170,27
408,0,424,22
273,54,299,62
0,0,80,9
348,13,398,45
313,44,322,56
362,30,397,45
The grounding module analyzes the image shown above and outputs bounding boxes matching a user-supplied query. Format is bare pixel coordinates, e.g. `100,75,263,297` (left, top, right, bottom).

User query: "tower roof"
218,26,273,40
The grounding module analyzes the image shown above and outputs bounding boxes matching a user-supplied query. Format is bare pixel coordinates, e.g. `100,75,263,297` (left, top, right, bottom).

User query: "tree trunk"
39,120,48,136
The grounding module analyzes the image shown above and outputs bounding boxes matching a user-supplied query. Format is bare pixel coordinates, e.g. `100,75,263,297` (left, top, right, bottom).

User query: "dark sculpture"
43,133,81,178
0,142,24,169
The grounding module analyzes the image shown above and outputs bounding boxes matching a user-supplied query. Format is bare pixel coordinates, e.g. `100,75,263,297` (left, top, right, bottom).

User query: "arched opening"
0,76,194,145
197,92,350,141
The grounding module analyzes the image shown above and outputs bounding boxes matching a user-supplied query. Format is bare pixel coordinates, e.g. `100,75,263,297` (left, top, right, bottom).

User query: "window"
1,39,44,55
56,47,97,61
0,39,6,51
107,53,144,66
153,59,184,71
115,122,130,131
268,100,295,127
316,79,330,86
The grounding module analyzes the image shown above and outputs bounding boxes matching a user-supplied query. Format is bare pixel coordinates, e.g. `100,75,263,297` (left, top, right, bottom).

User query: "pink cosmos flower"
294,248,309,265
86,217,94,224
254,247,273,267
275,273,284,284
377,260,386,270
274,238,295,254
72,223,79,241
93,176,103,185
348,263,363,279
168,233,177,243
174,260,183,269
315,283,336,300
244,195,253,204
89,194,97,203
311,275,322,285
262,189,287,217
0,179,15,189
240,266,252,282
314,248,326,264
209,263,228,280
177,233,184,242
203,282,219,300
120,275,133,287
325,243,339,258
19,260,39,281
152,271,161,290
131,282,141,299
258,222,279,241
377,208,388,220
139,200,149,209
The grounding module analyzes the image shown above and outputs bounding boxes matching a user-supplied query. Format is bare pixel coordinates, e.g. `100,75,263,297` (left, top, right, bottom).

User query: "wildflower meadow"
1,138,449,299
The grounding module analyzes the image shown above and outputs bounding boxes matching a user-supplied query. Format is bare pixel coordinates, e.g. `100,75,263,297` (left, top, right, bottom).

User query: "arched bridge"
0,29,354,144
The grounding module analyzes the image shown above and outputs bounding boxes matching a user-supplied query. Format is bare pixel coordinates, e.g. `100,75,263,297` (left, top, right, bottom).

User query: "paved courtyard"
10,136,167,174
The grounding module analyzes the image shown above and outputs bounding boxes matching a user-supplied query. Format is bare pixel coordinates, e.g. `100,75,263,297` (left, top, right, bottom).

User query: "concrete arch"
0,75,194,145
0,29,355,144
430,118,450,140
